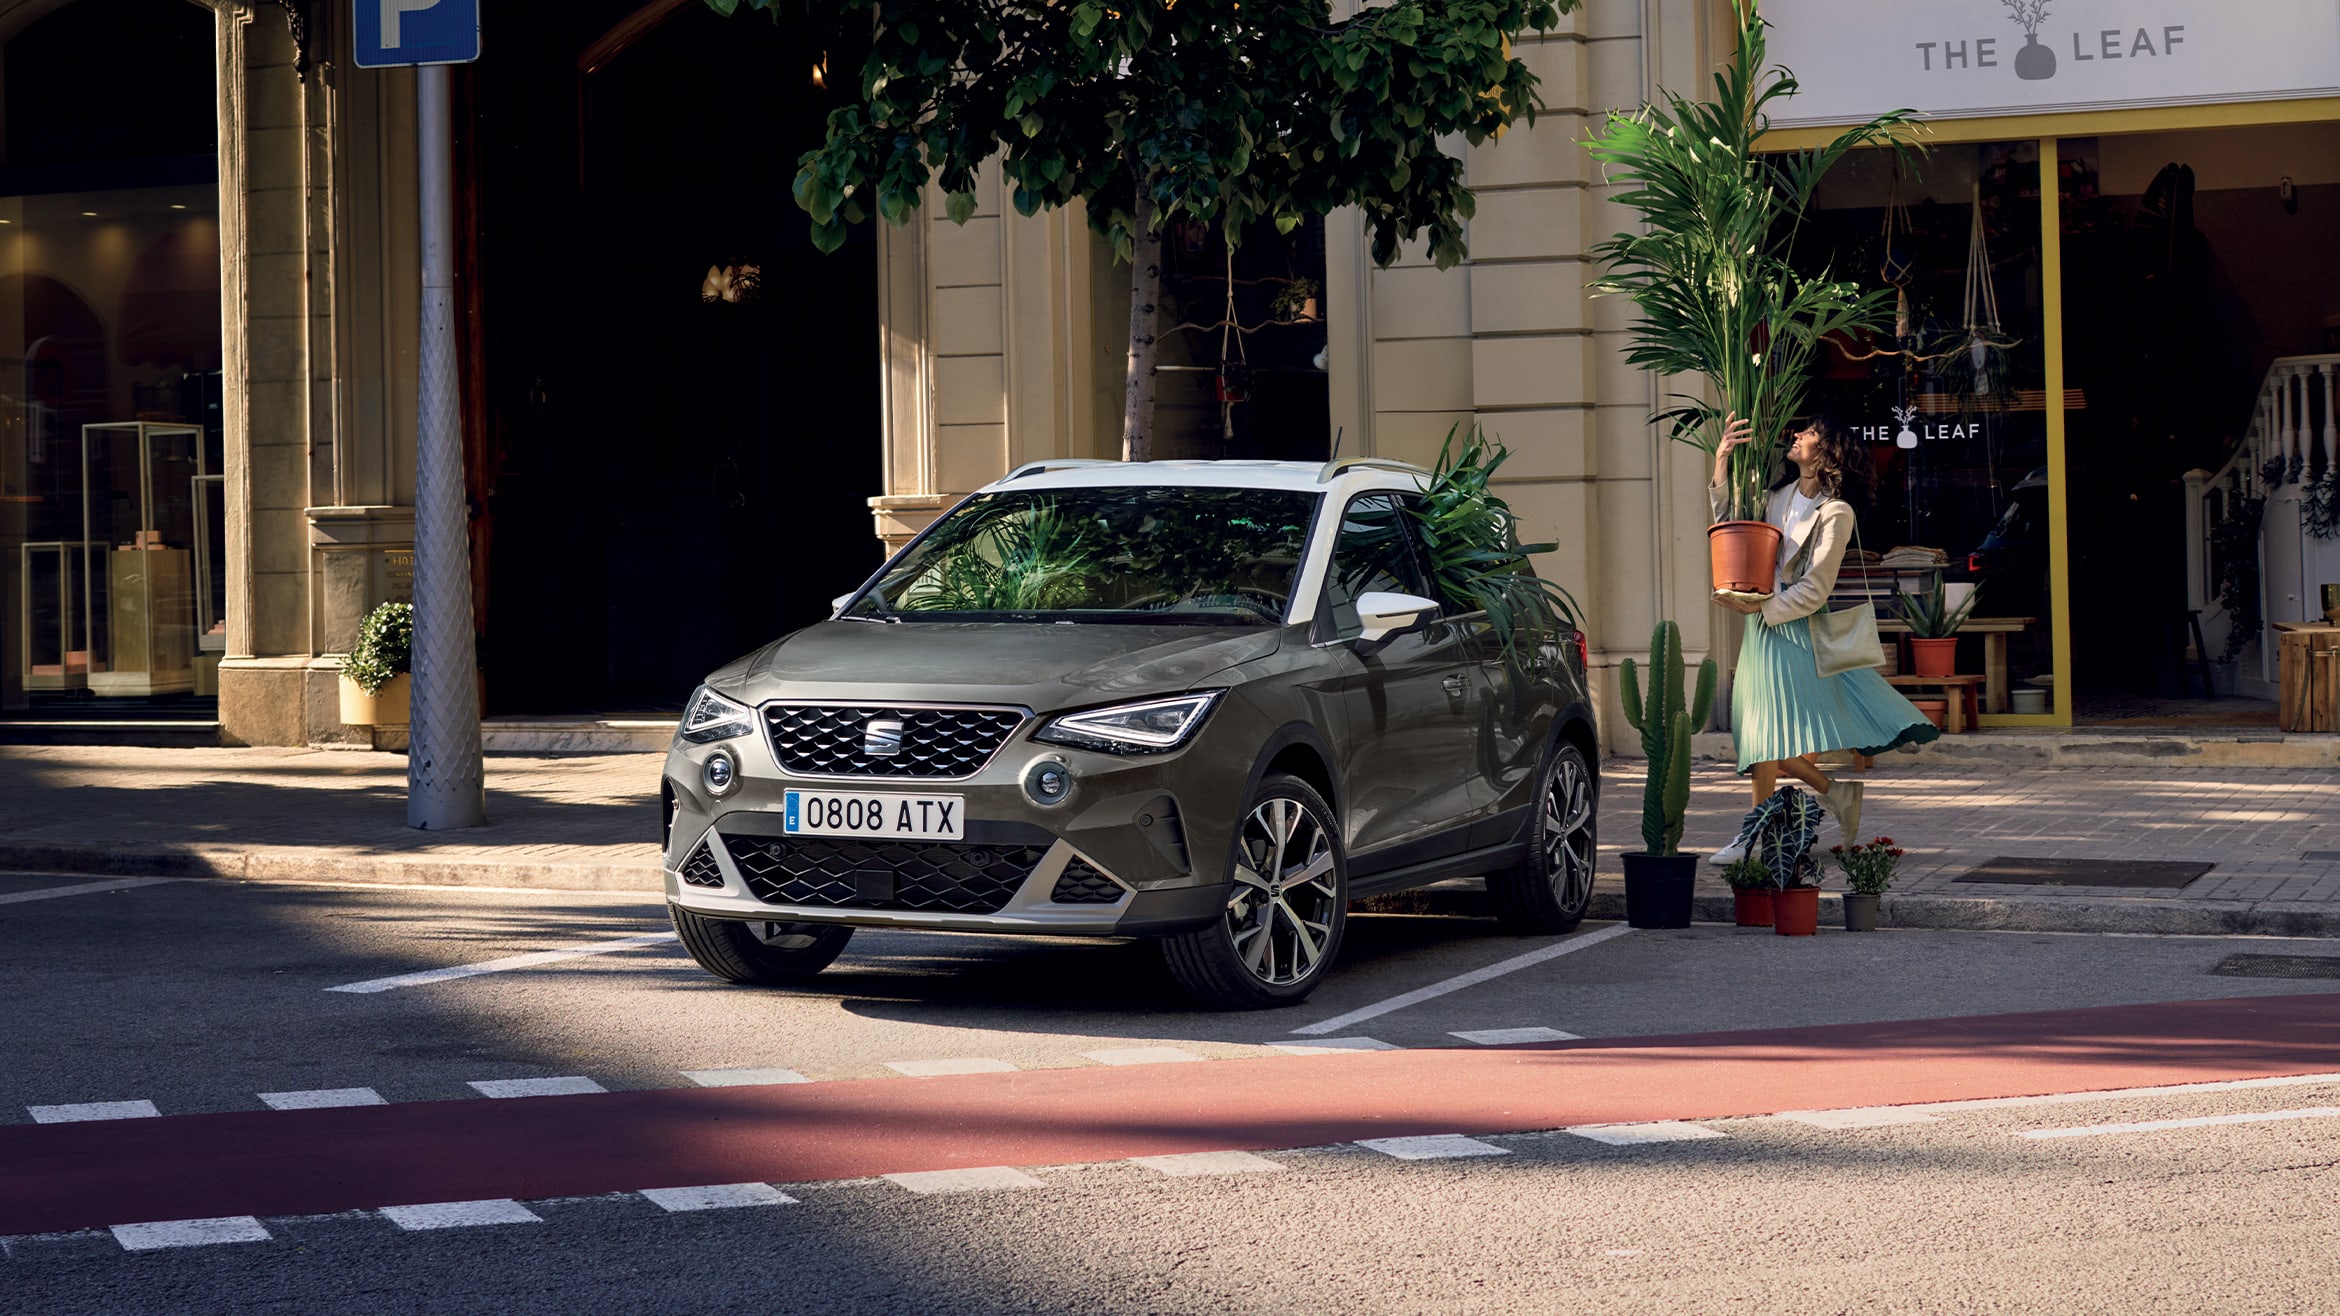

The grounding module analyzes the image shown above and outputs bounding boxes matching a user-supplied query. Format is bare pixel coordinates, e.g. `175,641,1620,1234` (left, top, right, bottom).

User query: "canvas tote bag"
1785,500,1886,678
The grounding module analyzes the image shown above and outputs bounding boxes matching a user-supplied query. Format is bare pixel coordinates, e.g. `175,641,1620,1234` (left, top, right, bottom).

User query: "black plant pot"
1622,852,1697,929
1843,892,1882,932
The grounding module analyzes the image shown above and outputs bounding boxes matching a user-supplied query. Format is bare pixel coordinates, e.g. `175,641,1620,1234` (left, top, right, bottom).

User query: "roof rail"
1316,455,1430,484
999,458,1123,483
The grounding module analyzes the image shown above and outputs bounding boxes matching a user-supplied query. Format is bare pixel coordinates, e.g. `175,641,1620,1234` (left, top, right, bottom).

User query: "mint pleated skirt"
1731,614,1941,774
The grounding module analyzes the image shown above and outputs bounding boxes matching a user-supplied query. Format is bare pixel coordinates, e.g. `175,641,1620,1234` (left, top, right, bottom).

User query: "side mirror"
1354,591,1438,642
830,592,856,616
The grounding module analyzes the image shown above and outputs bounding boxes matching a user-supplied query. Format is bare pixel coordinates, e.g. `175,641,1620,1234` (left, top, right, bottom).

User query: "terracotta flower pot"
1772,886,1820,936
1908,637,1959,677
1732,888,1774,927
1843,892,1881,931
1708,521,1782,596
1912,698,1948,730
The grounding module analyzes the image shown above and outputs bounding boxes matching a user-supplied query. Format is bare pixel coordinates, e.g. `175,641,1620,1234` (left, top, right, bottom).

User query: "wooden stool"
1885,673,1986,733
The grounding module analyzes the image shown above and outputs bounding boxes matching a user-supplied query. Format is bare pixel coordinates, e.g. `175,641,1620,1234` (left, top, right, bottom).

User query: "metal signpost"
356,2,485,828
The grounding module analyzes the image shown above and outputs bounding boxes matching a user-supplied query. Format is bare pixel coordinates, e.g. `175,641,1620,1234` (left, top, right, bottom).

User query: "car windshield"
844,486,1320,625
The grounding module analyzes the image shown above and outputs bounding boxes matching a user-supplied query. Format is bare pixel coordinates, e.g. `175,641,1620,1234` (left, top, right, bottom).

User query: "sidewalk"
2,744,2337,935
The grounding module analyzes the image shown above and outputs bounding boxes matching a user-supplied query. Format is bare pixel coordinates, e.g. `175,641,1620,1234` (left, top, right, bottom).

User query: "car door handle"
1442,674,1470,696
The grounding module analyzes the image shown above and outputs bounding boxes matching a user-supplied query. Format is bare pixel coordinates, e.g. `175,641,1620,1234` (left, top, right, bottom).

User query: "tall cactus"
1619,621,1717,855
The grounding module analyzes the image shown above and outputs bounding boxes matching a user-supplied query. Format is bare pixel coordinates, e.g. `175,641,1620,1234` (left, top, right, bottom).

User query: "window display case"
17,542,91,691
79,421,202,698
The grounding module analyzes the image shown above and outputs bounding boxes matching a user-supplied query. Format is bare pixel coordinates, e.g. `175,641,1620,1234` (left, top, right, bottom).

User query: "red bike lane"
6,992,2337,1236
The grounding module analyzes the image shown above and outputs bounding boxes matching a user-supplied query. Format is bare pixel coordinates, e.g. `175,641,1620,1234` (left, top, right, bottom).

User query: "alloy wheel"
1543,752,1596,911
1223,795,1338,986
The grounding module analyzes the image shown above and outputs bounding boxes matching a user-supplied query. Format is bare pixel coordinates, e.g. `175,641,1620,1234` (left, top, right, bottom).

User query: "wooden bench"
1884,673,1985,734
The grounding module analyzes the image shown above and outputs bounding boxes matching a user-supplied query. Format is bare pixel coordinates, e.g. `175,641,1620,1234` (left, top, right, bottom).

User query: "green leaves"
1408,423,1583,663
708,0,1578,276
1583,4,1920,519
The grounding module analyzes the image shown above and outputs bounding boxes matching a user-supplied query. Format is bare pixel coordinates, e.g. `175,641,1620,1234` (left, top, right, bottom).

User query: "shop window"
0,0,222,713
1798,141,2057,718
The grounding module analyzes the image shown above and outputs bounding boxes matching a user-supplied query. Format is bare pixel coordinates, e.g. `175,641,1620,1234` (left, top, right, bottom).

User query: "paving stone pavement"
1,744,2337,933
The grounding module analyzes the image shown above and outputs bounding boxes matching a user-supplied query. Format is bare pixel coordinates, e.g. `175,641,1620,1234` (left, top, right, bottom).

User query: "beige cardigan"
1711,483,1855,627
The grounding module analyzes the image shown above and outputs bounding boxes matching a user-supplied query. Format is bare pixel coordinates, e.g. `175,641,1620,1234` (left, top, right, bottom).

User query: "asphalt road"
6,870,2340,1313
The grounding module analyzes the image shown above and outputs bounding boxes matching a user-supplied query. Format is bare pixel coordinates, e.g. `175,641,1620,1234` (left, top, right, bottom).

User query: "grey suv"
661,457,1599,1008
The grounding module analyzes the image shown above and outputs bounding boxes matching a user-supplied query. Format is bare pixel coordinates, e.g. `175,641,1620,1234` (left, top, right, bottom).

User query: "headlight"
1034,692,1223,755
680,686,754,744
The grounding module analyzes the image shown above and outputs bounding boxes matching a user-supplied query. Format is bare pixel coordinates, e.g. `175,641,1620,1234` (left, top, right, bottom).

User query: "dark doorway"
472,1,881,714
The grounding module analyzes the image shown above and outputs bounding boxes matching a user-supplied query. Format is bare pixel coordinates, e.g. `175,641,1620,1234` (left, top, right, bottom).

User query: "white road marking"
682,1067,810,1087
883,1058,1017,1077
1891,1071,2340,1116
29,1100,159,1124
110,1217,270,1251
882,1167,1046,1194
468,1077,607,1099
260,1087,387,1111
322,932,681,994
1449,1027,1582,1046
1131,1150,1285,1176
1567,1121,1728,1147
1288,924,1634,1036
1269,1037,1396,1056
1777,1108,1944,1130
1357,1134,1511,1161
639,1183,797,1211
380,1199,543,1230
2018,1105,2340,1140
1082,1046,1205,1066
0,877,179,906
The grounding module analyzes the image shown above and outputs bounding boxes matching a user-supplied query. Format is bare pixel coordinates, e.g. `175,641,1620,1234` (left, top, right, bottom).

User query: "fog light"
704,751,736,795
1024,758,1072,806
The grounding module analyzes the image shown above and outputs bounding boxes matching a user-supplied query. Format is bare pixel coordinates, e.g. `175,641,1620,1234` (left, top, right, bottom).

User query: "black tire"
671,906,854,985
1161,773,1347,1009
1488,739,1598,934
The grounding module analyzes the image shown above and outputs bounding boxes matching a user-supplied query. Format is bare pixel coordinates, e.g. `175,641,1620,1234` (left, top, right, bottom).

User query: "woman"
1709,413,1938,864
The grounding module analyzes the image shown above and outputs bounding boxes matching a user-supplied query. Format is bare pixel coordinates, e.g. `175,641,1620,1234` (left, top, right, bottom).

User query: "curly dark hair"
1773,413,1876,506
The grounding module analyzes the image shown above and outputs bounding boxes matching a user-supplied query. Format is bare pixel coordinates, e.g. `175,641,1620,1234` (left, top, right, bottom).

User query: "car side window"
1323,492,1435,641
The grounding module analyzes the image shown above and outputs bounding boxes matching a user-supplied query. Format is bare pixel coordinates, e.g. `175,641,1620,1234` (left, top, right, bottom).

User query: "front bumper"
659,711,1244,938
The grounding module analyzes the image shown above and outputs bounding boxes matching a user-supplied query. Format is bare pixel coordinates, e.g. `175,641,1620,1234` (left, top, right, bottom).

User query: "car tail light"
1570,631,1589,674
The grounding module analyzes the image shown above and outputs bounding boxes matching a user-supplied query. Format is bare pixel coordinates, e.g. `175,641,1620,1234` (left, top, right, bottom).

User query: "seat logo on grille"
863,717,906,757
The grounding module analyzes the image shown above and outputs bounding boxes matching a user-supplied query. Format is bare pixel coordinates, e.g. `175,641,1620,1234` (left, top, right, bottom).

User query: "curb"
8,846,2340,940
0,845,660,894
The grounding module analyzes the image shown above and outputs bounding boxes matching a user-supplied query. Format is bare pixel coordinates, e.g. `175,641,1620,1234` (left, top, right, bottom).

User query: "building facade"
3,0,2333,748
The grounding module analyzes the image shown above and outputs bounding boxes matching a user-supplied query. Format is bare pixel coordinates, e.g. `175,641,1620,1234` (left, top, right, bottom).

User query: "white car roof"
976,457,1430,497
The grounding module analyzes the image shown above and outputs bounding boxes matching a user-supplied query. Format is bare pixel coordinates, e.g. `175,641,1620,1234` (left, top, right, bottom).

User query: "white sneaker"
1708,831,1752,866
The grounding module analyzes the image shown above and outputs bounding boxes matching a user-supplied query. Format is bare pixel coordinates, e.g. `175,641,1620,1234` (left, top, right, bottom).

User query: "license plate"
783,790,965,840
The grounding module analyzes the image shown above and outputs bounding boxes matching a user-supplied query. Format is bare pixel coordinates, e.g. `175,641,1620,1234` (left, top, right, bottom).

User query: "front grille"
723,834,1047,914
1050,857,1125,904
679,841,726,888
764,704,1025,779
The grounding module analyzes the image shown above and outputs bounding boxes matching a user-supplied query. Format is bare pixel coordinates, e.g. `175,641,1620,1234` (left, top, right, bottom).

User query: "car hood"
707,621,1286,710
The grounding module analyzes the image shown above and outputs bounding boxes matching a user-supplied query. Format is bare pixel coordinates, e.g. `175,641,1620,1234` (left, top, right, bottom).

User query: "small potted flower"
1722,855,1773,927
1830,836,1905,932
338,601,413,727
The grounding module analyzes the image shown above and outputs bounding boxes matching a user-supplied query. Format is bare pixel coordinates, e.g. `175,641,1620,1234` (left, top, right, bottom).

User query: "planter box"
339,673,410,727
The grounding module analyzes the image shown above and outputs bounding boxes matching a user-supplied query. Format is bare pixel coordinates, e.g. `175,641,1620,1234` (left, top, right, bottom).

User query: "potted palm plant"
338,601,413,727
1620,620,1715,928
1584,2,1917,596
1409,425,1584,661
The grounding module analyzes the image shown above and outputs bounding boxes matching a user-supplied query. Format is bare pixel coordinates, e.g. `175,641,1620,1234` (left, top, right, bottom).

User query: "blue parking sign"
353,0,480,68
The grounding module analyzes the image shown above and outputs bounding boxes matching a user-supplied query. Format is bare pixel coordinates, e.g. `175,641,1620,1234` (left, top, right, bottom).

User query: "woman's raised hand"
1711,413,1756,485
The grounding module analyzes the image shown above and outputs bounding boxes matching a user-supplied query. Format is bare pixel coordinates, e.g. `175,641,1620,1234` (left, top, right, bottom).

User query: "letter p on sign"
353,0,479,68
382,0,443,49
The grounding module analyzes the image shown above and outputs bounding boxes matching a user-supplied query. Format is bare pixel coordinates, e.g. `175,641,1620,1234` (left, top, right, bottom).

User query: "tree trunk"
1121,186,1162,463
